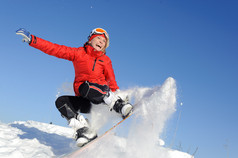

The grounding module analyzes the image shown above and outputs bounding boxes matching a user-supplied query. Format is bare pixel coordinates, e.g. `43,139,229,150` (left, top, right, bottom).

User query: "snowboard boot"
75,127,98,147
104,91,133,118
113,98,133,118
68,115,97,147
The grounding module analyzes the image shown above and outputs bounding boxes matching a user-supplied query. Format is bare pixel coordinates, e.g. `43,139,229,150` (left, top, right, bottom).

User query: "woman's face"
89,36,107,52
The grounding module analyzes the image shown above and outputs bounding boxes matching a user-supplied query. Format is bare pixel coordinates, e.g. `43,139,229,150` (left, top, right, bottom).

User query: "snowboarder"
16,28,133,147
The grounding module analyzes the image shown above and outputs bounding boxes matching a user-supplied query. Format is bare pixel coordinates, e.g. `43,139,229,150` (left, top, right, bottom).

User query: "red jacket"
29,35,119,96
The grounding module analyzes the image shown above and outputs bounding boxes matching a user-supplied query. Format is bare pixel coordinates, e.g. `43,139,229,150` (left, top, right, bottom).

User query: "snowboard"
65,108,134,157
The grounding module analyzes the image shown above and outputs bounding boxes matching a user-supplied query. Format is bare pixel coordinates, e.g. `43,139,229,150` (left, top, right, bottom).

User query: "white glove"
16,28,32,43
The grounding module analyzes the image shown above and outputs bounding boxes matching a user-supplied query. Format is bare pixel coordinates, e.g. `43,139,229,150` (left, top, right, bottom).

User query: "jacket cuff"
29,35,37,45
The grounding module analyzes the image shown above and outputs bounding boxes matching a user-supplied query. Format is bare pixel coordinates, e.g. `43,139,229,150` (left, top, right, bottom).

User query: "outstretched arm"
16,28,80,61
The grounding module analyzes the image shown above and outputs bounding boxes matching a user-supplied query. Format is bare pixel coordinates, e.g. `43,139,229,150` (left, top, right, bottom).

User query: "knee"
78,82,90,97
55,96,67,109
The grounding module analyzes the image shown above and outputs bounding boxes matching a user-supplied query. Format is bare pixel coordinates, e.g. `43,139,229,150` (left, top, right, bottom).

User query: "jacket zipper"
92,59,97,71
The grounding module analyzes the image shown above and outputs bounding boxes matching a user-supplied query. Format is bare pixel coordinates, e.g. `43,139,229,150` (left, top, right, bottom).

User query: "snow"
0,77,193,158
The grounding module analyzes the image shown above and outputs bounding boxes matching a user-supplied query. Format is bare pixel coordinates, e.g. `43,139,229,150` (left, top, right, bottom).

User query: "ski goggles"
88,28,109,40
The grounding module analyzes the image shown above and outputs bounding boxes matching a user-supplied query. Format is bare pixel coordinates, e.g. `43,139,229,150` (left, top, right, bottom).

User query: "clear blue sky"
0,0,237,157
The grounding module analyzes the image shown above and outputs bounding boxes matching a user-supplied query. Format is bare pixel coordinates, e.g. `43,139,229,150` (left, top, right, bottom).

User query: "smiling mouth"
96,44,101,49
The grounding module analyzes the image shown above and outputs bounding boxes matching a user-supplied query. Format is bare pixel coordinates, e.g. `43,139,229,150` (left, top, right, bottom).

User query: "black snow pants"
55,81,110,120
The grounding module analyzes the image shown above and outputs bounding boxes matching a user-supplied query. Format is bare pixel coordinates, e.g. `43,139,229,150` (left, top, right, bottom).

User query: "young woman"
16,28,132,147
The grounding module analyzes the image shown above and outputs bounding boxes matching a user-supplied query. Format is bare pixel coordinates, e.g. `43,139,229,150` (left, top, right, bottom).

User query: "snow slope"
0,77,193,158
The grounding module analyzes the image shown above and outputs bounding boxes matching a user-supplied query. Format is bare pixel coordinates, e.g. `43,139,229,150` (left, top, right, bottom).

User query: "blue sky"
0,0,237,157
